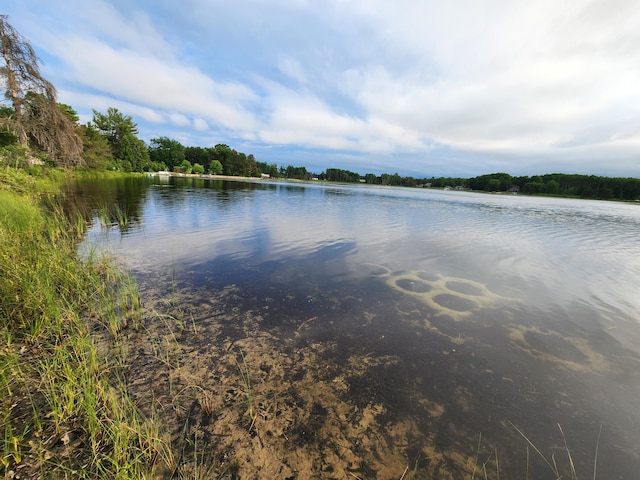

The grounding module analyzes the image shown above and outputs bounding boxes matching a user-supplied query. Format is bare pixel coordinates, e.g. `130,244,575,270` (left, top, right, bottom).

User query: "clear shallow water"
77,176,640,478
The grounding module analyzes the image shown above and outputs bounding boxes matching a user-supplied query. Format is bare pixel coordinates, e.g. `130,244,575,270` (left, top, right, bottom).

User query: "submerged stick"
296,316,318,331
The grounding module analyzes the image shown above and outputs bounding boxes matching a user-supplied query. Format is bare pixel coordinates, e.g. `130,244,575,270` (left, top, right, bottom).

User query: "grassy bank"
0,167,170,478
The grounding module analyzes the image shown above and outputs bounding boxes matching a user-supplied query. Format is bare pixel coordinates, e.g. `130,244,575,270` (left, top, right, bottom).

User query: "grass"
510,421,603,480
235,349,256,431
0,166,171,478
97,203,130,230
399,454,424,480
467,422,603,480
471,433,500,480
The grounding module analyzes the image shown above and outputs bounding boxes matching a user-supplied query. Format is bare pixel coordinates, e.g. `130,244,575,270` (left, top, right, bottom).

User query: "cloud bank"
4,0,640,176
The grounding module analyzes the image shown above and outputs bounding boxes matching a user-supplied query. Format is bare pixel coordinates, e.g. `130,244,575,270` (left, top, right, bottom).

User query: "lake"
76,175,640,479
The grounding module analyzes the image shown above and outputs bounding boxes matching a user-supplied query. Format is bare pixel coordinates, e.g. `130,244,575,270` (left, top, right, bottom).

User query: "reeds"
235,350,255,430
510,421,602,480
97,203,130,230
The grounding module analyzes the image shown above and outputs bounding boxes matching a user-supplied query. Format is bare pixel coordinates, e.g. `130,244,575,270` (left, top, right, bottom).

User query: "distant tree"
179,159,192,174
212,144,233,174
209,159,223,174
77,123,113,170
523,181,545,194
402,176,417,187
58,103,79,124
148,136,185,169
255,161,279,178
185,146,210,170
247,154,258,176
284,164,309,180
119,133,149,172
0,15,82,166
192,163,204,174
387,172,403,186
487,178,501,191
91,107,139,160
545,180,559,194
324,168,360,183
364,173,378,184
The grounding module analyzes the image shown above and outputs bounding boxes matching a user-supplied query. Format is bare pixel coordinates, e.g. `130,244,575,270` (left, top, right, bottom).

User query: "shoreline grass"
1,166,170,478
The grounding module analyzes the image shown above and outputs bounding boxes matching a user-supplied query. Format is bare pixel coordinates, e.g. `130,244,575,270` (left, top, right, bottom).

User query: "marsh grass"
0,167,171,478
509,421,602,480
468,422,603,480
97,203,130,230
470,433,500,480
398,454,424,480
235,350,256,430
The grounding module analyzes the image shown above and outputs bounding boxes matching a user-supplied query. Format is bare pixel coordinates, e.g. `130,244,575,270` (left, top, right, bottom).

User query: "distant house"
261,173,270,179
508,185,520,193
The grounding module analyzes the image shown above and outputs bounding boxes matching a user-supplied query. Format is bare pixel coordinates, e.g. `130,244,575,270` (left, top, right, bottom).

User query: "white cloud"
5,0,640,176
52,36,260,131
169,114,190,127
193,118,209,131
277,56,308,84
57,89,165,124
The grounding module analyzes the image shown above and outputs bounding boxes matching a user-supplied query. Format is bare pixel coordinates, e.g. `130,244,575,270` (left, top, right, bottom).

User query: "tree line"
297,169,640,201
463,172,640,200
1,15,638,201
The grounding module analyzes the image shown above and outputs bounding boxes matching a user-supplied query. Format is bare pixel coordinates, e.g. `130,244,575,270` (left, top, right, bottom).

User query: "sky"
3,0,640,178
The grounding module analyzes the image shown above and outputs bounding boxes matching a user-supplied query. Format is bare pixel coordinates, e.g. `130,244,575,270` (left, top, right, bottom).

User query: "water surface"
78,176,640,478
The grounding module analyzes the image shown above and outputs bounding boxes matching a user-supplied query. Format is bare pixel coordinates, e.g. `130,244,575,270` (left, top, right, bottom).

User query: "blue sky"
4,0,640,177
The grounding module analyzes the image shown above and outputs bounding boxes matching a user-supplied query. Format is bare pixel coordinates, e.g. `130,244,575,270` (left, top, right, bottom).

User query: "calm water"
77,176,640,478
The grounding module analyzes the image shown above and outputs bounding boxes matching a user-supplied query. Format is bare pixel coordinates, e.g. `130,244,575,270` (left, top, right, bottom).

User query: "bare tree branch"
0,15,82,166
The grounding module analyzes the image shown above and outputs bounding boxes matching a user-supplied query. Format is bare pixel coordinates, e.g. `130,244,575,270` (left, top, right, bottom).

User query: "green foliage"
0,168,170,478
282,164,310,180
380,172,404,185
91,108,139,160
213,144,232,174
89,108,151,172
0,144,30,167
58,103,79,124
148,136,185,169
180,159,192,173
209,159,223,175
0,106,17,147
119,133,150,172
467,173,513,191
363,173,378,184
181,143,257,176
255,161,279,178
465,172,640,200
192,163,204,174
77,123,113,170
184,145,210,168
323,167,361,183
